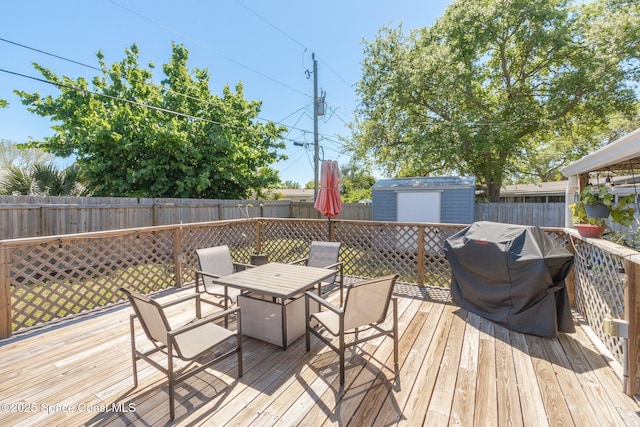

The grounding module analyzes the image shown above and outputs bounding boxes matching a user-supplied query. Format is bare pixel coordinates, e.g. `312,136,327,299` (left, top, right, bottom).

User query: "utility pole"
313,53,319,201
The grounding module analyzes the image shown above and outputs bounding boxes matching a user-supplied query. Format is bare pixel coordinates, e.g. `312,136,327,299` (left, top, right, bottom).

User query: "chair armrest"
195,270,222,280
194,270,221,293
305,290,343,315
233,262,255,271
168,307,241,337
324,261,342,270
159,293,201,309
288,257,309,266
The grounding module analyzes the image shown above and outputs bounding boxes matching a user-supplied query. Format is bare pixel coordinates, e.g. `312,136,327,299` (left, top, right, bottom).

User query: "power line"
0,37,346,150
0,68,307,145
233,0,352,90
0,37,324,136
234,0,308,51
106,0,310,99
0,37,101,72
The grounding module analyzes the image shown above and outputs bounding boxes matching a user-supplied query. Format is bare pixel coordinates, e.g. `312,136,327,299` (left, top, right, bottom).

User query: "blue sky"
0,0,451,186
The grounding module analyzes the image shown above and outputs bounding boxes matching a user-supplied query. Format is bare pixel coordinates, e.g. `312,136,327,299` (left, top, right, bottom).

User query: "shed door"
397,191,441,223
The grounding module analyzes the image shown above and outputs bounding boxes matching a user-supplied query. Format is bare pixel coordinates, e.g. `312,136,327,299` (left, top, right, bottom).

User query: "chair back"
308,241,341,282
343,274,398,331
196,245,234,286
121,288,171,346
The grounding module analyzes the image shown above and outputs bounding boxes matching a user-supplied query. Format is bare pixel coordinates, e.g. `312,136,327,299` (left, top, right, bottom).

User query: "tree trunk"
487,180,501,202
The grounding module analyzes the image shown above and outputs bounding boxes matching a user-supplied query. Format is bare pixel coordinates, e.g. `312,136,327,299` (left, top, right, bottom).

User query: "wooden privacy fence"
1,217,640,394
474,202,566,227
1,196,568,240
0,196,370,240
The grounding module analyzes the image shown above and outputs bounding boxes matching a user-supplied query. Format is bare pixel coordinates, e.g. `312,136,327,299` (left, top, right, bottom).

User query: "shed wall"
372,189,397,221
372,183,475,223
441,187,475,224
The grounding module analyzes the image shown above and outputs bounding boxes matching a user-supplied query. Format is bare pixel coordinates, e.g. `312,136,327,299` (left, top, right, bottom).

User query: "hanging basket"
584,203,610,219
575,224,605,238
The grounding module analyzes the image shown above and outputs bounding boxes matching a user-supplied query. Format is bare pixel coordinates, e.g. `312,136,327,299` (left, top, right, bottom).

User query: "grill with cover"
443,221,575,337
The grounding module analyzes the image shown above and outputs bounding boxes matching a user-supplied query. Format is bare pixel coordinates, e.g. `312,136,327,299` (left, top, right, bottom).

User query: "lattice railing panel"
9,229,176,331
0,217,601,342
259,219,328,263
571,238,625,364
425,225,465,288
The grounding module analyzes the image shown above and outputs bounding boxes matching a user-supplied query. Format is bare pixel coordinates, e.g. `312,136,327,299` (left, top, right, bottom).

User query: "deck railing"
1,218,638,395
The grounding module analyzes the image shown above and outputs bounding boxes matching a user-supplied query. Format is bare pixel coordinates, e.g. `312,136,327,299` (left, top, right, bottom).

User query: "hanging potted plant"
571,198,606,238
580,186,612,218
571,187,637,238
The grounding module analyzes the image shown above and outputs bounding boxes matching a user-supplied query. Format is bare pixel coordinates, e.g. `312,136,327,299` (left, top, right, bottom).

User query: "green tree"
350,0,639,201
0,162,86,196
510,109,640,183
340,163,376,202
15,43,287,198
280,180,301,189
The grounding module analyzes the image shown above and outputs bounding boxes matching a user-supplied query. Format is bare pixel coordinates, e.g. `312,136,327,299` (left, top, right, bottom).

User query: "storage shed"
372,176,476,224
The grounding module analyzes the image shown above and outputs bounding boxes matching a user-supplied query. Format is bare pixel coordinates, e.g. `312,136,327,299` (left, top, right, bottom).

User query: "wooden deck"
1,283,639,427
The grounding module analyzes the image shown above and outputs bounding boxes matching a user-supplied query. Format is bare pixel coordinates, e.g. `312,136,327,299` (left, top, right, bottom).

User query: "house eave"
560,127,640,177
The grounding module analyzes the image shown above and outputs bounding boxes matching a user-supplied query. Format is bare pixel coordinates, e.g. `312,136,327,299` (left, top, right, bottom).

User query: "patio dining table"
212,262,337,349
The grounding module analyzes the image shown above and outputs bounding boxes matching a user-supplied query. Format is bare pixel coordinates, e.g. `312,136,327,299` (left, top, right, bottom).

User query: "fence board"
1,196,568,240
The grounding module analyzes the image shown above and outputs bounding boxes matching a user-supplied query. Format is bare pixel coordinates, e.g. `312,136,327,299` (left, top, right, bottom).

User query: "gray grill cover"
444,221,575,337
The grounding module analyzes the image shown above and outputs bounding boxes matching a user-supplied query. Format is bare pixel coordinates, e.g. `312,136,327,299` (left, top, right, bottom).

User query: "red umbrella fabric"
314,160,343,217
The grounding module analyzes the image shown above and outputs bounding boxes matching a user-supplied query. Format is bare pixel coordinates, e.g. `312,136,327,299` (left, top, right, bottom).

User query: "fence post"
40,205,47,237
0,244,12,339
624,258,640,395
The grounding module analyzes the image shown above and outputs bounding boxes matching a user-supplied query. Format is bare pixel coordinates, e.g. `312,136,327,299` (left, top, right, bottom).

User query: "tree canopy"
15,43,287,198
0,138,56,170
340,162,376,202
350,0,640,201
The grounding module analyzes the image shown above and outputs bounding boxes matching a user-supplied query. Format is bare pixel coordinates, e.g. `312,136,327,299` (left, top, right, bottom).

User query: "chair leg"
339,329,345,385
237,321,243,377
129,316,138,387
305,296,311,352
223,288,229,328
393,297,399,373
168,344,175,420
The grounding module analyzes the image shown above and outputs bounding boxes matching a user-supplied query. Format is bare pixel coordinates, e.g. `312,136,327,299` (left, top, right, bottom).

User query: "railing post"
255,219,263,253
0,244,12,339
417,226,426,287
329,219,336,242
624,257,640,395
174,225,183,288
566,235,576,307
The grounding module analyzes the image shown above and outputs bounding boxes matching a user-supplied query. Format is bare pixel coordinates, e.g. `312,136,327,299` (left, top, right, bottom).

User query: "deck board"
0,284,638,426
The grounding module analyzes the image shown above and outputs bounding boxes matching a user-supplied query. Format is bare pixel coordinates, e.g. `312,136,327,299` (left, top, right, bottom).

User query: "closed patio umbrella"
314,160,343,237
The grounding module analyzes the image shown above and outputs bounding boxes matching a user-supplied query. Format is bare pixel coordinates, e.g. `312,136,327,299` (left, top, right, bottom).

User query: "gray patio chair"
304,273,399,385
120,287,242,420
290,241,344,303
195,245,253,311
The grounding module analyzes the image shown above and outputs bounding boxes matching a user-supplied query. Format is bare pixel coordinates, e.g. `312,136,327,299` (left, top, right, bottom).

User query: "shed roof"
560,127,640,177
373,176,476,190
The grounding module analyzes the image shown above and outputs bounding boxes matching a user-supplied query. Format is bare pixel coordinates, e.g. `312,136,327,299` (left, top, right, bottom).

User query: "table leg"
281,302,287,350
